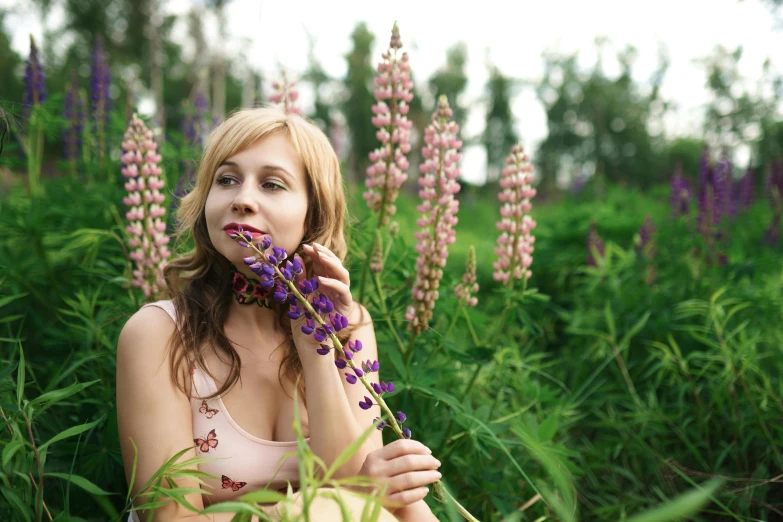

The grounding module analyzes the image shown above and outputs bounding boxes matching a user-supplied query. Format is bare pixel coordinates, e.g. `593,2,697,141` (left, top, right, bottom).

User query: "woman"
116,106,441,521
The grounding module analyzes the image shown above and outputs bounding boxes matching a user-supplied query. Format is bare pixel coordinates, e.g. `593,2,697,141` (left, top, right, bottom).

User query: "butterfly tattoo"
199,399,220,419
221,475,247,492
194,429,218,453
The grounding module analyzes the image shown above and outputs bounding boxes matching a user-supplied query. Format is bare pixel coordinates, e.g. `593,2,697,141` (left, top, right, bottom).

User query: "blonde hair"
163,105,355,404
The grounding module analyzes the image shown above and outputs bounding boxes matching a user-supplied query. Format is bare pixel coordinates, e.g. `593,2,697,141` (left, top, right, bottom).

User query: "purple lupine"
637,216,656,259
586,221,605,267
492,144,537,286
697,151,718,236
269,68,303,116
233,232,411,444
736,165,754,212
670,161,691,218
364,21,414,228
91,35,111,165
63,70,80,163
122,114,170,300
23,35,45,119
714,152,733,218
171,88,209,219
454,245,479,308
405,95,462,335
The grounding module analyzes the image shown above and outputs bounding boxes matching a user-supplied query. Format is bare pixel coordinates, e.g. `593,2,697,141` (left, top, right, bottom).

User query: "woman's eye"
263,181,285,191
216,175,236,186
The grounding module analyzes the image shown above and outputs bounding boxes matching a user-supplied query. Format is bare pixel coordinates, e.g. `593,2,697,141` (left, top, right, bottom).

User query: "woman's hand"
353,439,442,511
290,242,353,352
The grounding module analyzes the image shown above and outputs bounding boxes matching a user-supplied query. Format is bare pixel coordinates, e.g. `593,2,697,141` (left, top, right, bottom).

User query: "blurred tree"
482,61,518,183
302,31,332,133
535,41,669,191
701,47,782,168
342,22,375,186
429,42,469,134
0,11,24,123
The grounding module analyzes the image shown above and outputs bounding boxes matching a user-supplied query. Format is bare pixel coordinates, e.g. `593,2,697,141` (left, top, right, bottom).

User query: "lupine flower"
405,95,462,335
697,150,719,235
122,114,170,300
269,68,303,116
369,230,383,273
234,232,409,440
170,92,206,220
228,231,477,516
637,216,656,259
454,245,479,307
364,22,414,228
91,35,111,165
714,152,733,218
765,163,782,245
735,165,754,212
586,220,605,267
23,35,45,118
63,70,81,163
670,162,691,218
492,144,537,286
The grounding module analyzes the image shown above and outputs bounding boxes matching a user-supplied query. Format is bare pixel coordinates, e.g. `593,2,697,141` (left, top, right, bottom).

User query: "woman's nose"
231,190,259,214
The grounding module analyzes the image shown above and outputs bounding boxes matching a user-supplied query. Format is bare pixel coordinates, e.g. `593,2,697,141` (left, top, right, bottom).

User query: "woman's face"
205,132,309,271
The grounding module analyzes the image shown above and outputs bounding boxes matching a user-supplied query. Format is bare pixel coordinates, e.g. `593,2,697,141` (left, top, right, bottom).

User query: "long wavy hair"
162,105,359,407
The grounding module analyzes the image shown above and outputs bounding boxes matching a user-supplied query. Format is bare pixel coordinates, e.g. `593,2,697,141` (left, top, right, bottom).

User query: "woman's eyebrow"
217,161,295,183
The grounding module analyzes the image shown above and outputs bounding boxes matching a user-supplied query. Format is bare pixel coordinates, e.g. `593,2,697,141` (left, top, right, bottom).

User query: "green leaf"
619,311,651,349
30,380,100,417
16,343,25,407
624,479,722,522
322,418,378,483
0,361,18,383
0,292,29,308
200,501,267,516
0,487,32,522
237,490,286,504
39,416,104,452
2,439,24,467
45,472,114,496
603,302,616,339
538,416,559,443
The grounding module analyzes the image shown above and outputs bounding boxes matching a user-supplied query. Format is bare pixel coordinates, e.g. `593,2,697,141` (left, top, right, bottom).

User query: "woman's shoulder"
117,301,179,373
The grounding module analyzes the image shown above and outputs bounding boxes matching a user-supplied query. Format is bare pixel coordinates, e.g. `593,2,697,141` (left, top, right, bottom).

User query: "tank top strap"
139,299,177,324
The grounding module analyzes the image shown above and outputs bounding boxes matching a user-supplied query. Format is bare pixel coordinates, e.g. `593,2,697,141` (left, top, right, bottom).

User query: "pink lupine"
269,68,303,116
492,144,537,287
121,113,171,300
364,21,414,228
405,95,462,335
454,245,479,307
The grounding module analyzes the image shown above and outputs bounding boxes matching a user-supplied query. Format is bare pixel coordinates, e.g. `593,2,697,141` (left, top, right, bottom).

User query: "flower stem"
372,270,406,358
23,411,45,522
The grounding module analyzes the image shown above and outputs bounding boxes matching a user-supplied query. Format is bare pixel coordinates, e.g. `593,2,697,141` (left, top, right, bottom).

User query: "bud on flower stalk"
370,230,384,274
586,220,605,267
121,114,171,300
364,22,414,228
454,245,479,307
405,95,462,335
23,35,46,118
269,68,303,116
492,144,537,287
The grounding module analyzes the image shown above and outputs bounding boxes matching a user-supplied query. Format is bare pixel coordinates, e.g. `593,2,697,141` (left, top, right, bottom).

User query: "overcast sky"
4,0,782,183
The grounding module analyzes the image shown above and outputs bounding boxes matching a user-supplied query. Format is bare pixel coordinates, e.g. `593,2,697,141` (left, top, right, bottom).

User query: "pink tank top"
140,300,308,504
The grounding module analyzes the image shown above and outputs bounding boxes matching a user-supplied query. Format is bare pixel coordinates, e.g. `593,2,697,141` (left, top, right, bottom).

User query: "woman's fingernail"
435,472,442,479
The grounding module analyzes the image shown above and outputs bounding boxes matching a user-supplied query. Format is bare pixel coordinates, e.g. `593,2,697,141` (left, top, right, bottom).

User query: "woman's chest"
199,352,309,442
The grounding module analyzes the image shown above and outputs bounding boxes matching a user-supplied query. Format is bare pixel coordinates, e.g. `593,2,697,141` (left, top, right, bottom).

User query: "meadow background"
1,0,783,520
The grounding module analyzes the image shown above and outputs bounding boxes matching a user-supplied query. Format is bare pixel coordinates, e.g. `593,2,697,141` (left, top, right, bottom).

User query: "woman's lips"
223,226,266,239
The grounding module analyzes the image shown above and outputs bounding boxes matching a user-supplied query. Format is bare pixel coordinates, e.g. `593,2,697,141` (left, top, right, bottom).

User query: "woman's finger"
386,470,442,495
384,454,441,477
375,439,432,461
385,486,430,508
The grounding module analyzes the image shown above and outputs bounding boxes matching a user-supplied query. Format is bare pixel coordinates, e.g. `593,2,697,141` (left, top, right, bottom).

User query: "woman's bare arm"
117,306,214,521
